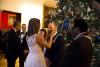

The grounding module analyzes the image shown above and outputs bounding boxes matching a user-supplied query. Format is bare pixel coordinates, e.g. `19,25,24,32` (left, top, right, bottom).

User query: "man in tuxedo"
62,19,92,67
21,24,27,43
20,24,28,54
45,22,65,67
6,21,21,67
20,24,28,67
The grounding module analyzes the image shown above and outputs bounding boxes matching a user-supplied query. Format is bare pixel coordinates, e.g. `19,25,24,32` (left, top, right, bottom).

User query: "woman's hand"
36,33,45,46
36,31,53,49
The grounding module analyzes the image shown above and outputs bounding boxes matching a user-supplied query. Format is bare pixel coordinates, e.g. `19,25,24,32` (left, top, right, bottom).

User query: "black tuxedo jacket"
21,32,28,51
45,33,65,67
6,29,21,56
62,36,92,67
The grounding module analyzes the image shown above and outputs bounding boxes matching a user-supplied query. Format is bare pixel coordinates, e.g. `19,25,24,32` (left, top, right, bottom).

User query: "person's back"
24,34,46,67
62,19,92,67
24,18,46,67
63,35,92,67
26,35,42,53
6,21,21,67
6,29,21,67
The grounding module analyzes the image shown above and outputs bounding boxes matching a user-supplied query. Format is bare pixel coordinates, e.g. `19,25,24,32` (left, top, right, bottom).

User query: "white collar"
74,32,92,43
53,31,57,38
13,28,17,32
74,32,86,40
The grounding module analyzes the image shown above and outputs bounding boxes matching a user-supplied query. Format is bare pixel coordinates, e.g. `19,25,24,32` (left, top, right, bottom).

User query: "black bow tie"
21,32,25,34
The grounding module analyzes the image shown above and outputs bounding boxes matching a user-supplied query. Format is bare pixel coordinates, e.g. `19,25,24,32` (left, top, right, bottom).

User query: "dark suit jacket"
0,30,3,49
63,36,92,67
45,33,65,67
21,32,28,51
6,29,21,56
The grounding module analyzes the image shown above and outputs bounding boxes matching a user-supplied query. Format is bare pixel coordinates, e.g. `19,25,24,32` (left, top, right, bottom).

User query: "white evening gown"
24,35,46,67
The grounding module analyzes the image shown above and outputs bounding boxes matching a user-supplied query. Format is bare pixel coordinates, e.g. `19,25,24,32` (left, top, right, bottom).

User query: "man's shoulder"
75,36,92,48
7,29,15,35
56,33,63,38
77,36,91,41
53,33,63,42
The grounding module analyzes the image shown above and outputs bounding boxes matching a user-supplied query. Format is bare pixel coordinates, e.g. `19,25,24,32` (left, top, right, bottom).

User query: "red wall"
1,12,9,29
0,11,1,29
0,10,21,30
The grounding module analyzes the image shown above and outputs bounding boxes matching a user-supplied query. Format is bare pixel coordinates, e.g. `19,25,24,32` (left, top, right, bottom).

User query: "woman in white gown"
24,18,52,67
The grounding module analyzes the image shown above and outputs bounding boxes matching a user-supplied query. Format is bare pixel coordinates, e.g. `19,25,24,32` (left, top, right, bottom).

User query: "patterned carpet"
0,52,19,67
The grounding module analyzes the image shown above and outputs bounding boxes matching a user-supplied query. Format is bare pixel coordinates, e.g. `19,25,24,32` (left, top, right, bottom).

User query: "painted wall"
0,0,44,28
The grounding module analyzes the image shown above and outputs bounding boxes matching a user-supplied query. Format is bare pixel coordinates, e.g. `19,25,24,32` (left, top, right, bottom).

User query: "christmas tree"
49,0,100,32
48,0,100,67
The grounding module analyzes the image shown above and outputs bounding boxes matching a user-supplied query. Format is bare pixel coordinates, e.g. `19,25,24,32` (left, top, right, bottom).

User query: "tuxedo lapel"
52,33,58,44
